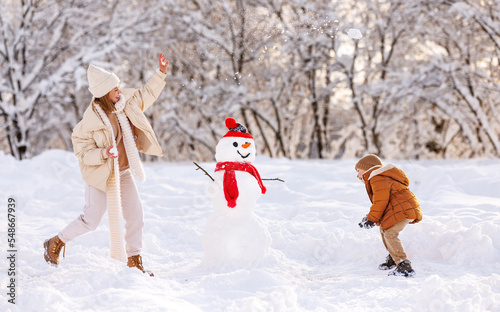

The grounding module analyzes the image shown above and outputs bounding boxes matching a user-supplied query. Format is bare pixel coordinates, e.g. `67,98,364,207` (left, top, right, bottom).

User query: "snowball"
109,146,118,157
347,28,363,40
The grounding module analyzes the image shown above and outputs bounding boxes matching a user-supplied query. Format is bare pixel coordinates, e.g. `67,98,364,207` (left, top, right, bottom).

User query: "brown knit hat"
355,154,383,171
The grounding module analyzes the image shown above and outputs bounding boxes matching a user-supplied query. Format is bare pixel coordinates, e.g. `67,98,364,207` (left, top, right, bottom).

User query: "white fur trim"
368,163,396,180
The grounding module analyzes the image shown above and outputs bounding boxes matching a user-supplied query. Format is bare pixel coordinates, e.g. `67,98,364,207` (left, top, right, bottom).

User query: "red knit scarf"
215,161,267,208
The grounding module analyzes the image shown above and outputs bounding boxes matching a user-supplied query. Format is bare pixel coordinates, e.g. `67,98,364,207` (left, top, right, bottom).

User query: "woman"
43,54,169,276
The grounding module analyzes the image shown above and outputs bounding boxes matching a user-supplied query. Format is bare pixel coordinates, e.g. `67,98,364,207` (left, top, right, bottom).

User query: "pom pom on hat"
87,64,120,98
223,117,253,139
355,154,383,171
225,118,239,129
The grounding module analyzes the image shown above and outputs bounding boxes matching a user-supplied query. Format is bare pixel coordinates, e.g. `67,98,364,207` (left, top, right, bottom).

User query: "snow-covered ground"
1,150,499,312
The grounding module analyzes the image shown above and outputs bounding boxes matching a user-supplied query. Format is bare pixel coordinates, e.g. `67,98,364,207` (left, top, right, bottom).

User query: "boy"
355,154,422,277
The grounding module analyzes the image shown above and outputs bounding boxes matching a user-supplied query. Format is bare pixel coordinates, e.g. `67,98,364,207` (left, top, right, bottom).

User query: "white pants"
59,170,144,257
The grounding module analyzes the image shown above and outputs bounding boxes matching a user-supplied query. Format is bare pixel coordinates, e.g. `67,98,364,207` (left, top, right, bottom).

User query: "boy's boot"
388,259,415,277
379,254,396,270
127,254,154,277
44,235,65,266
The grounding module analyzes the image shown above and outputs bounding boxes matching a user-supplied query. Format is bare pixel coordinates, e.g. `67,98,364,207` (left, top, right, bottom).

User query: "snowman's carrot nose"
242,142,251,149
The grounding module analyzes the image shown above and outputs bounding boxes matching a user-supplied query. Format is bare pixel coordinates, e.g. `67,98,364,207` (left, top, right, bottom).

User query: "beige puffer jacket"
363,164,422,230
72,70,166,192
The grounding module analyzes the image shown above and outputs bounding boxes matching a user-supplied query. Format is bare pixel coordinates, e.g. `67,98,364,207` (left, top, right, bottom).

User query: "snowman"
201,117,271,268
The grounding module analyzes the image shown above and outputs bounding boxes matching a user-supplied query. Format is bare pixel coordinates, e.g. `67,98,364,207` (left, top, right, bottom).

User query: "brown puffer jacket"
362,164,422,230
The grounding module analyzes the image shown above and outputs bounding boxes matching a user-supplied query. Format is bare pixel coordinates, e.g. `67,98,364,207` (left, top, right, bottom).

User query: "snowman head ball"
215,118,256,163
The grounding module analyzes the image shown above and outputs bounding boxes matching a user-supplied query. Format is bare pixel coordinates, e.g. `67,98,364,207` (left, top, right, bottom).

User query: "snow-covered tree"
0,0,162,159
148,0,287,160
393,0,500,158
2,0,499,161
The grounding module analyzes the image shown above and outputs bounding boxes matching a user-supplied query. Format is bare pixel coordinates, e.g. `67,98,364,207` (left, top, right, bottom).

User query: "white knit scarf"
94,96,146,262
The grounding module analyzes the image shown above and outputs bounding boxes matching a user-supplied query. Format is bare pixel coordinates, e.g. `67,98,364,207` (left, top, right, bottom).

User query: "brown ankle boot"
379,254,396,270
44,235,65,266
127,254,154,277
388,260,416,277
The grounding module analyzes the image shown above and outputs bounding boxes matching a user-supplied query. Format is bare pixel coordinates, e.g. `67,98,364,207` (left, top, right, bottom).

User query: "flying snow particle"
347,29,363,40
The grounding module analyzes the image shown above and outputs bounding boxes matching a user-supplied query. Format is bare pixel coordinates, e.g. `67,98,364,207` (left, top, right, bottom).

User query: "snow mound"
1,150,499,311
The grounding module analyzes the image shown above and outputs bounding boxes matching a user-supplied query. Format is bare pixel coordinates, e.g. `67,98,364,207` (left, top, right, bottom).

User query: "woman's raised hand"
159,54,169,74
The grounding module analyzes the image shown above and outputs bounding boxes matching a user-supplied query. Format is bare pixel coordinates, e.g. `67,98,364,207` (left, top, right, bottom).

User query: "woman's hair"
94,93,116,113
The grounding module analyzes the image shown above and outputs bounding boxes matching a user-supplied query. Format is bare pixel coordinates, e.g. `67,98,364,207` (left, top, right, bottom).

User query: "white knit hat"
87,64,120,98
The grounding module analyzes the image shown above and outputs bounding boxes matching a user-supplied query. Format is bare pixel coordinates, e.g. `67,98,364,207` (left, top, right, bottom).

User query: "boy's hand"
358,217,375,229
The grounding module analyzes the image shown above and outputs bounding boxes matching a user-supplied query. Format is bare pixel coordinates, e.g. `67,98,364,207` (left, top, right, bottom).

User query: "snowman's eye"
233,142,238,147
